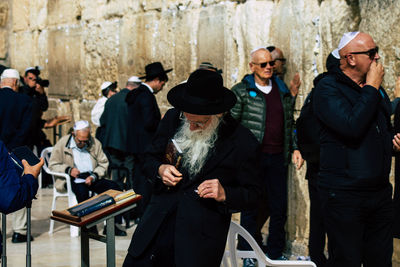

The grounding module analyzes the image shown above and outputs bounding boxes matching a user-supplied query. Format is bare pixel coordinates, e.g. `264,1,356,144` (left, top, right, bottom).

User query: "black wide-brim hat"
167,69,237,115
139,62,172,80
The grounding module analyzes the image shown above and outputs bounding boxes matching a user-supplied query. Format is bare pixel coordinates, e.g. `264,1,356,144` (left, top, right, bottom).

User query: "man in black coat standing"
123,69,262,267
314,32,400,266
100,76,142,191
125,62,172,219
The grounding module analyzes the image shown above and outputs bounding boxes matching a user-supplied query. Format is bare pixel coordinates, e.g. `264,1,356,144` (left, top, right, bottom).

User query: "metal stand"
26,208,31,267
2,213,6,267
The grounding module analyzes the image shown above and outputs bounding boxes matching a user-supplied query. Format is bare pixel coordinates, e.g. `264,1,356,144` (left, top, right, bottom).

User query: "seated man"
48,120,126,236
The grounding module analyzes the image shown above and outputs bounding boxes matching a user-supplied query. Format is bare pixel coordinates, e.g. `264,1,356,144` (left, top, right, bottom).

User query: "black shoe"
11,232,34,243
103,226,127,236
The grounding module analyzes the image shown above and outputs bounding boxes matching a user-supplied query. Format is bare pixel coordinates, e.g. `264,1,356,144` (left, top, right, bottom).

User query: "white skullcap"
128,76,141,83
338,32,360,52
250,46,267,55
73,120,90,131
100,81,112,91
1,69,20,80
331,49,340,59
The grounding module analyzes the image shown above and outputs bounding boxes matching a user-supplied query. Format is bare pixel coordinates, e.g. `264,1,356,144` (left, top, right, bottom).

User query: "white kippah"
331,49,340,59
25,67,35,72
250,46,267,54
100,81,112,91
73,120,90,131
128,76,141,83
1,69,20,80
338,31,360,52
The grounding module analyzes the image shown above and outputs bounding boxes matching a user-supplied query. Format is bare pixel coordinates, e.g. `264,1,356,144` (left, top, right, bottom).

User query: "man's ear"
346,54,357,66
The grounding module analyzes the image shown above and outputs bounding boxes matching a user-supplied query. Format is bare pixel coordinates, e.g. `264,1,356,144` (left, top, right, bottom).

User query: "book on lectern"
67,194,115,217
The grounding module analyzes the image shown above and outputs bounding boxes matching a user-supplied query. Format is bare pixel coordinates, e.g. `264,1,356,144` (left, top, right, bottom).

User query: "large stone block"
47,0,79,25
9,31,37,72
12,0,29,31
47,27,82,98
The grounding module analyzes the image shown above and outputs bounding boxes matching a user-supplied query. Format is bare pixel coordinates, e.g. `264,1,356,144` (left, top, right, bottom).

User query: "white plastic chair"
221,221,316,267
40,147,79,237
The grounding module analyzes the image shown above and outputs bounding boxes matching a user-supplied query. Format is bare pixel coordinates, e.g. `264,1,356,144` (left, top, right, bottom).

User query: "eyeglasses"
180,112,211,128
275,58,287,63
348,47,379,60
75,137,90,145
252,61,275,68
27,77,37,81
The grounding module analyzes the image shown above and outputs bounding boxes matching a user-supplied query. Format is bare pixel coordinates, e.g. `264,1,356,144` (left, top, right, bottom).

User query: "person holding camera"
19,67,51,152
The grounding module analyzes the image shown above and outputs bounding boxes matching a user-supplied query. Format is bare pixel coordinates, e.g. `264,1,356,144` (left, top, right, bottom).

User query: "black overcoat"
100,88,130,152
0,87,33,149
127,108,262,267
125,84,161,154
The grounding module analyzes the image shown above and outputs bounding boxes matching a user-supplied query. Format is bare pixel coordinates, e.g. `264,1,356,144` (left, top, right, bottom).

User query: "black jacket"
127,108,262,267
125,84,161,154
0,87,33,149
314,69,393,191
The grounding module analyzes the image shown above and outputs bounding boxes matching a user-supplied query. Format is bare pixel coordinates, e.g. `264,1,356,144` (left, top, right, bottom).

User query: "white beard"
173,116,221,177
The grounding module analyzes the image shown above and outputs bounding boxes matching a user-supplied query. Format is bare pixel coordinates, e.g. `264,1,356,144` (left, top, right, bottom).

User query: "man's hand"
85,176,94,186
394,76,400,98
22,158,44,178
35,84,45,95
158,164,182,187
289,72,301,97
70,168,80,178
366,61,384,90
197,179,226,202
393,133,400,152
292,150,304,170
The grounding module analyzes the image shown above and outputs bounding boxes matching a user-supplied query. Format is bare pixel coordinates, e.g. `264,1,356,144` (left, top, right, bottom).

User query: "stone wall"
3,0,400,261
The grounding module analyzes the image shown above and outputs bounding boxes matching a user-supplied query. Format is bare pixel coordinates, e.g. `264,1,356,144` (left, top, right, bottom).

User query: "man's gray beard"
173,116,221,178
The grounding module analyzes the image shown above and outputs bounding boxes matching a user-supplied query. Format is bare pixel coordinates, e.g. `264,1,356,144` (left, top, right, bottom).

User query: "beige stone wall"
4,0,400,260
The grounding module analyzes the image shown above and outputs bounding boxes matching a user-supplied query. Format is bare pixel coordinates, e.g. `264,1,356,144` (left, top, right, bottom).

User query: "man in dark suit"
0,69,35,244
100,76,142,191
125,62,172,219
123,69,262,267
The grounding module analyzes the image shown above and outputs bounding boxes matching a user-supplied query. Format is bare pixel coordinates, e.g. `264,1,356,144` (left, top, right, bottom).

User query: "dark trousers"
319,185,393,267
239,152,287,259
71,178,123,224
132,154,153,219
107,148,135,190
308,177,327,267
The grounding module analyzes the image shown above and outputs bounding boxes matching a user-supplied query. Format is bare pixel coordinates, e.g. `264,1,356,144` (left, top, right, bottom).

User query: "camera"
32,66,50,87
36,77,50,87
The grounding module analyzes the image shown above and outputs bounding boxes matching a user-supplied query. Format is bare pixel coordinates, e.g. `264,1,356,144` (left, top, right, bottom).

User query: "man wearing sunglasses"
231,47,300,264
314,31,399,266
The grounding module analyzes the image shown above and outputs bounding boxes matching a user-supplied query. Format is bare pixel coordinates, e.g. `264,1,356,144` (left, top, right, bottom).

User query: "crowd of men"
1,30,400,267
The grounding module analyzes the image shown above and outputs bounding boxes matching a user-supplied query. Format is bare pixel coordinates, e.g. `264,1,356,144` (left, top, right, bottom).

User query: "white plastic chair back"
221,221,316,267
40,147,78,237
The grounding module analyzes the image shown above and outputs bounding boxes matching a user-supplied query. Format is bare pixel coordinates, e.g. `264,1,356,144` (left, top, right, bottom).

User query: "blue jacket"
0,140,38,214
314,69,393,191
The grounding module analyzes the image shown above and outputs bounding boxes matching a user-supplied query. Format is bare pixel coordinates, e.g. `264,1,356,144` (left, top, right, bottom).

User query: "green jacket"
231,74,296,165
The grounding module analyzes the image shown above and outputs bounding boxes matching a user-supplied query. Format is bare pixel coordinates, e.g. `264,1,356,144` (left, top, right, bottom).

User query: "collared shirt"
91,96,108,126
69,138,93,173
143,83,154,94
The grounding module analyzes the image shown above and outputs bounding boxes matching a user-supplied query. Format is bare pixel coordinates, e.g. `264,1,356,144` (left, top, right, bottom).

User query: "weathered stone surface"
4,0,400,261
0,29,7,59
0,2,8,27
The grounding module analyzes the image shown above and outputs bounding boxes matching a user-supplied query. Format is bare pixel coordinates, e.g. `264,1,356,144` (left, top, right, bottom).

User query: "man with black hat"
125,62,172,220
123,69,262,267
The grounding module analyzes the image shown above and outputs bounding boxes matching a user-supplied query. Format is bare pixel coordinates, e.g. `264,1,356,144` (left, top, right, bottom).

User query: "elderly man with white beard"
123,69,262,267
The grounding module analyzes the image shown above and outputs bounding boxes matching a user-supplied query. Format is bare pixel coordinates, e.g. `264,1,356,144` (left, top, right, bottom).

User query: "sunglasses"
275,58,287,63
348,47,379,60
252,60,275,68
